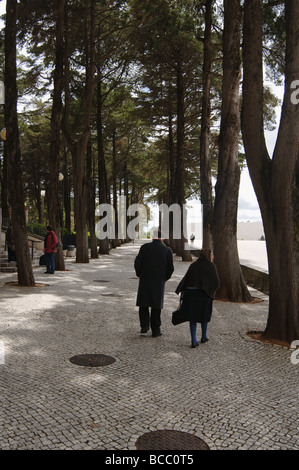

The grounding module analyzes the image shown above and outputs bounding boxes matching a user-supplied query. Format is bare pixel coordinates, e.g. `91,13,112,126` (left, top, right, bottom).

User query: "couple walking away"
134,234,219,348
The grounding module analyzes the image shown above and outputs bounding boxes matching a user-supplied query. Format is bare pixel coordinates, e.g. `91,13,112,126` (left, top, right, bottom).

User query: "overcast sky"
239,84,283,222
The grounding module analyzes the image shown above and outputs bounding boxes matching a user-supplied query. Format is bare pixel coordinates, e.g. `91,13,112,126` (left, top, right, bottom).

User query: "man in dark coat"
134,231,174,337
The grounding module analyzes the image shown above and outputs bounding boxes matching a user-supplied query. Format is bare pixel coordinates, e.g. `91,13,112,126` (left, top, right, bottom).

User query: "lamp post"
0,81,4,106
40,189,45,224
0,128,6,140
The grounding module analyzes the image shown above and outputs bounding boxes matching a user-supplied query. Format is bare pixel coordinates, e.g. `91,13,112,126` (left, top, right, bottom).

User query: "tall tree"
62,0,96,263
86,139,98,258
242,0,299,342
129,0,201,260
97,78,110,254
48,0,66,271
212,0,252,302
199,0,213,249
4,0,35,286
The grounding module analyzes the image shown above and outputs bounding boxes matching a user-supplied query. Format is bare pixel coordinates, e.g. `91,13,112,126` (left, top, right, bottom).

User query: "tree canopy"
1,0,298,343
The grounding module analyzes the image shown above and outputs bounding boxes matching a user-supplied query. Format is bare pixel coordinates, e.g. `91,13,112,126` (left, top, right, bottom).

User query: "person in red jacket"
44,225,58,274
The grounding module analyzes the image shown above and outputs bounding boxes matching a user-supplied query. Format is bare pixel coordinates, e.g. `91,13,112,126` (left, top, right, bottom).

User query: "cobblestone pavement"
0,241,298,450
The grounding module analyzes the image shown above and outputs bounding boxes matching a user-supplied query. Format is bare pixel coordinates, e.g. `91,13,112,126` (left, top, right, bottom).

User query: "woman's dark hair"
46,225,52,231
198,248,212,261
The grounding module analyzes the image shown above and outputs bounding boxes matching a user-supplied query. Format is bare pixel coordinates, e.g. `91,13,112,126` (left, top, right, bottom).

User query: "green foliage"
263,85,281,131
26,222,47,237
263,1,285,84
1,0,285,227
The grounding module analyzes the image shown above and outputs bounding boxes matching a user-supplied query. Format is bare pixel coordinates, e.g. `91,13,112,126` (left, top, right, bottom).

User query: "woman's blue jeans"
190,322,208,343
45,252,55,274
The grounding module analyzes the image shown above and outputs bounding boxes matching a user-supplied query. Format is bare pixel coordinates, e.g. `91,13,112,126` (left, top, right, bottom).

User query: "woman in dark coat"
175,248,220,348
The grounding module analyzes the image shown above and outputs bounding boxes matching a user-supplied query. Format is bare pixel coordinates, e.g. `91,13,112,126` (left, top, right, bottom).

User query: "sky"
0,0,285,223
239,83,283,222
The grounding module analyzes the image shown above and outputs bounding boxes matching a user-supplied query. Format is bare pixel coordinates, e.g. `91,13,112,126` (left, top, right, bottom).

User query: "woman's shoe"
191,341,199,348
201,337,209,343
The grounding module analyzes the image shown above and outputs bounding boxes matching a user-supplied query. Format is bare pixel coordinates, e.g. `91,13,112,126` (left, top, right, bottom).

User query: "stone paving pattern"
0,241,298,450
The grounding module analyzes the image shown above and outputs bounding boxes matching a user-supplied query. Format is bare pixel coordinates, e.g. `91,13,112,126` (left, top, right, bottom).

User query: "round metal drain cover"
93,279,110,283
135,430,209,450
70,354,116,367
101,292,123,297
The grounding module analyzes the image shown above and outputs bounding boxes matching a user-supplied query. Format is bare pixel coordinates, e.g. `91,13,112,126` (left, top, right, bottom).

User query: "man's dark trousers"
139,307,161,336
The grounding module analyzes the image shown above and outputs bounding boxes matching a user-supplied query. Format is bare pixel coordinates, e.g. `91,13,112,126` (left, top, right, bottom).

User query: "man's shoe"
191,341,199,348
152,331,162,338
140,327,149,334
201,337,209,343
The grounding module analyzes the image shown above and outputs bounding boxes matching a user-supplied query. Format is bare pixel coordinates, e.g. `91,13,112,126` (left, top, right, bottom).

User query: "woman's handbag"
172,308,186,325
172,295,187,325
39,254,46,266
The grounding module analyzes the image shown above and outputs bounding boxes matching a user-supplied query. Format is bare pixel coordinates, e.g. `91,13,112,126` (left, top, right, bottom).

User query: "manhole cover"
93,280,110,283
101,293,123,297
69,354,116,367
135,430,209,450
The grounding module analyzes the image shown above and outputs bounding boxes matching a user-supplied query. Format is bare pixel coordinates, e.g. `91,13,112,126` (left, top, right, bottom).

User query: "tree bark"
166,88,176,252
123,156,130,243
49,0,66,271
71,138,89,263
62,0,96,263
200,0,214,250
86,139,98,258
1,143,9,223
5,0,35,286
175,55,192,261
63,146,71,233
213,0,252,302
97,79,110,254
242,0,299,342
111,129,120,248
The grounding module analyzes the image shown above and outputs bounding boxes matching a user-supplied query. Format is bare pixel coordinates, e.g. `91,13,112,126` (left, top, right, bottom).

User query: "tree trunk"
242,0,299,342
213,0,252,302
1,143,9,222
123,156,130,243
111,129,120,248
86,140,98,258
97,79,110,254
166,95,176,252
175,55,192,261
49,0,65,271
63,146,71,233
200,0,214,250
71,139,89,263
294,157,299,316
62,0,96,263
5,0,35,286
